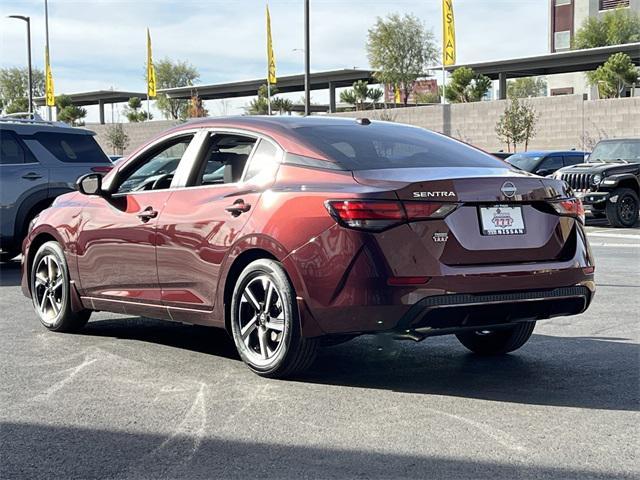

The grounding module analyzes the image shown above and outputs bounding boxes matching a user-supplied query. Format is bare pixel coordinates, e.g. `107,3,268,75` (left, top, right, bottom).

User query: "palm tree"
340,89,358,110
368,88,383,109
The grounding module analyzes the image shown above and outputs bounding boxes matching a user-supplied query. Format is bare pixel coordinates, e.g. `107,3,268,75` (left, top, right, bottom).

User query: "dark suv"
507,150,586,176
553,138,639,228
0,117,112,260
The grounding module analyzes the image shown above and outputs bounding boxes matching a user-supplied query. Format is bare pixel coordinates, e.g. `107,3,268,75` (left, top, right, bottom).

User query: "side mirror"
77,173,104,196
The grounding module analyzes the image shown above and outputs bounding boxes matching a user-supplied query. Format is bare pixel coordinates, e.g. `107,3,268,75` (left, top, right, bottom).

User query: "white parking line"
587,232,640,240
589,242,640,248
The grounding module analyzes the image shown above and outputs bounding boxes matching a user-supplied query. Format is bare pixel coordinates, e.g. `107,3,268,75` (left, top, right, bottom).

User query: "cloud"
0,0,548,121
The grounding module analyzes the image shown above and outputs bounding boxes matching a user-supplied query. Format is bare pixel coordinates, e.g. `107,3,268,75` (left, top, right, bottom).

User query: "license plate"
479,205,525,235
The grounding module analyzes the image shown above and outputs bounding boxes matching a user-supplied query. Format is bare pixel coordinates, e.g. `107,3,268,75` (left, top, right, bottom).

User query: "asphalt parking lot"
1,221,638,480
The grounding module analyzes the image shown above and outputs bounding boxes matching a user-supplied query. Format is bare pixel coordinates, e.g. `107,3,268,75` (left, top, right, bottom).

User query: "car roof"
0,118,96,136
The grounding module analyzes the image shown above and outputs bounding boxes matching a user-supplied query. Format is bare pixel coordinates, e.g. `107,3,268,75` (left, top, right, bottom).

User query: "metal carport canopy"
444,43,640,79
159,68,376,100
34,90,147,107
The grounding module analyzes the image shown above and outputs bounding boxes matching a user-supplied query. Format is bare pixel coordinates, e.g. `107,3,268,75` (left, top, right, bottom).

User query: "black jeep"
554,138,639,228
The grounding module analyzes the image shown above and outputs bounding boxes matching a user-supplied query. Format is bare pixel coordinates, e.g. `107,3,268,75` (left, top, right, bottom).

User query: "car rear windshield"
293,124,507,170
34,132,109,163
507,154,542,172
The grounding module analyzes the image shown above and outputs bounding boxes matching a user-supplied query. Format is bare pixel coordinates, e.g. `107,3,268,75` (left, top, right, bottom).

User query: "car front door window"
116,135,194,194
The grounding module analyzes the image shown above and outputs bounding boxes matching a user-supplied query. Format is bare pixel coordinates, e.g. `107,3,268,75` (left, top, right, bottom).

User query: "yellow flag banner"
442,0,456,66
44,47,55,107
147,28,157,98
394,87,401,104
266,5,277,85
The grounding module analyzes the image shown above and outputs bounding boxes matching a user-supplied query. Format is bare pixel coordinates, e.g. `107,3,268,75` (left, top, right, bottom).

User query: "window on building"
554,30,571,50
599,0,630,10
555,0,571,5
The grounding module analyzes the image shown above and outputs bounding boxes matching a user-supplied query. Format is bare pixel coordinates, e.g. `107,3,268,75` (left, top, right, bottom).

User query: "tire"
456,321,536,355
230,259,318,378
31,241,91,332
605,188,639,228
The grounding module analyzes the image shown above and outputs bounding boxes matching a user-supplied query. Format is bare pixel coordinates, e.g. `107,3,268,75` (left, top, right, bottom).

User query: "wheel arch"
222,248,279,333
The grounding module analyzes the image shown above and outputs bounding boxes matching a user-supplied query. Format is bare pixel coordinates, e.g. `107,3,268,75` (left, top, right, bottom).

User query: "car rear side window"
243,139,279,183
0,130,39,165
293,124,506,170
34,132,108,163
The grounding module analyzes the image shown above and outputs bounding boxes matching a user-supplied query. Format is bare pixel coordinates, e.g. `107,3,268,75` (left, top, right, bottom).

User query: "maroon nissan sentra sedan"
21,116,595,378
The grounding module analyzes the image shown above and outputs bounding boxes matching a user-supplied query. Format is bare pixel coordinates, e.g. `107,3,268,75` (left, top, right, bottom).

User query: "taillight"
552,198,585,224
325,200,457,231
326,200,404,231
91,166,113,173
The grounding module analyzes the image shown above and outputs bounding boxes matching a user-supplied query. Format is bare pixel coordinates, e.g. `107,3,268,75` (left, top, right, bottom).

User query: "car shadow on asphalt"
2,422,634,480
80,316,638,412
82,318,241,361
296,333,639,412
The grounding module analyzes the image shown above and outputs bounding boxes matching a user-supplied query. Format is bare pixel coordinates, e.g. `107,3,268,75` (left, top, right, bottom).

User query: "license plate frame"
479,205,526,236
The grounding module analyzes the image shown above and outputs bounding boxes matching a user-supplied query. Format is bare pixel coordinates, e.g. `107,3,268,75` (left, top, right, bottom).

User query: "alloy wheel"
237,275,287,366
33,254,65,325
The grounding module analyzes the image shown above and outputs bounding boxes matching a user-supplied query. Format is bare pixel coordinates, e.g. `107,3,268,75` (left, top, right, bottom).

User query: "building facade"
548,0,639,97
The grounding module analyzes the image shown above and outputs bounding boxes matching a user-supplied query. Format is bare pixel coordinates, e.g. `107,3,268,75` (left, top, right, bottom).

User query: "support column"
498,72,507,100
99,99,105,124
329,81,336,113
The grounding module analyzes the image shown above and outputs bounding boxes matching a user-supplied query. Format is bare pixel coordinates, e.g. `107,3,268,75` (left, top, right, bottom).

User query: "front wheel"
230,259,318,378
31,241,91,332
456,322,536,355
605,188,639,228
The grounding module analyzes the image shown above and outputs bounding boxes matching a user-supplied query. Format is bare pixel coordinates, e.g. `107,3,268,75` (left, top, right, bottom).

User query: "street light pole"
8,15,33,114
304,0,310,116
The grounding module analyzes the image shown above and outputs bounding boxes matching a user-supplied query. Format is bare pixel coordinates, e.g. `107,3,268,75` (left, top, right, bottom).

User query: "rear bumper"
391,285,592,339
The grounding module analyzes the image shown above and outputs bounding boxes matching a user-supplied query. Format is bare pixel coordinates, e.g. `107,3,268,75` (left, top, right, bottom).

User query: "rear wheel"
230,259,318,378
605,188,639,228
456,322,536,355
31,241,91,332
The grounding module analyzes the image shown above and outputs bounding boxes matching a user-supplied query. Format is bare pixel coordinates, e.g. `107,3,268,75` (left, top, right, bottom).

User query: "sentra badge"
413,191,455,198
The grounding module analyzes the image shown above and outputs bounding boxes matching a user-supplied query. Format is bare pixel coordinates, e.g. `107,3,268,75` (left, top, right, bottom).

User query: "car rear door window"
34,132,108,163
192,134,257,186
0,130,36,165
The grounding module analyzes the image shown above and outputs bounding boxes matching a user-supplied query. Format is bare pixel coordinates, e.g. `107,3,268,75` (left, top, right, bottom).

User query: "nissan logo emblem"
501,182,517,198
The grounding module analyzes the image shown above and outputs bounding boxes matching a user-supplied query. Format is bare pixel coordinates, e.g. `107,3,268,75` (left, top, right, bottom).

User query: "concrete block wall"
85,120,179,156
333,95,640,152
85,96,639,156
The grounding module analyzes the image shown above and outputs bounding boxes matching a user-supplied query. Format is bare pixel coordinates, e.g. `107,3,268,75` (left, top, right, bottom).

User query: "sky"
0,0,549,122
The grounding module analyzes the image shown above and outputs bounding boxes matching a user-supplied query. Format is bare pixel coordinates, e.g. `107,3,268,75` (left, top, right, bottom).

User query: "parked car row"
0,117,112,261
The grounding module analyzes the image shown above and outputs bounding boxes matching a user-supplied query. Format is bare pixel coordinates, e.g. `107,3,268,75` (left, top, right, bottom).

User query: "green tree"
367,13,438,106
415,91,440,104
574,8,640,49
495,98,538,153
55,94,86,126
105,123,130,155
339,81,384,111
507,77,548,99
0,67,45,114
123,97,152,122
587,52,639,99
246,84,291,115
154,58,200,120
445,67,492,103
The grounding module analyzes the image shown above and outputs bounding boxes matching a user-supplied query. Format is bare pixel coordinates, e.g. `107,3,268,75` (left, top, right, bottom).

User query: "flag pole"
267,82,272,115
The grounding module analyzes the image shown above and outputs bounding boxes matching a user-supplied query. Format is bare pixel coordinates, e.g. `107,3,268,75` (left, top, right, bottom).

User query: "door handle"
225,199,251,217
137,207,158,222
22,172,42,180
